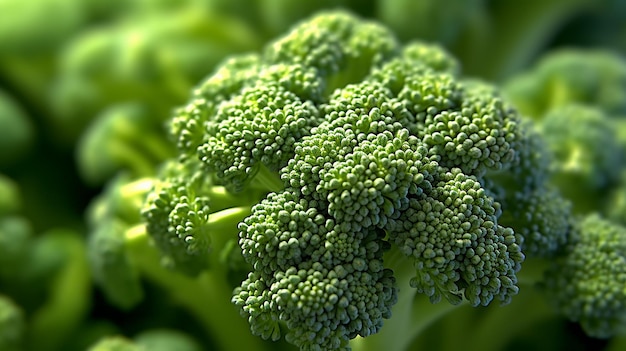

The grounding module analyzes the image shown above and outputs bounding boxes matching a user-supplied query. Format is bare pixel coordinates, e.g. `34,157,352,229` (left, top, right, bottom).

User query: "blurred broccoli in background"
0,90,34,166
1,1,626,351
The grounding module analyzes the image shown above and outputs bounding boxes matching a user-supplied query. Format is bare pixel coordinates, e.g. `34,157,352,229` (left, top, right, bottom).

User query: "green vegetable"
87,329,203,351
51,0,261,144
83,10,626,351
0,295,25,351
504,49,626,117
543,214,626,338
0,90,34,166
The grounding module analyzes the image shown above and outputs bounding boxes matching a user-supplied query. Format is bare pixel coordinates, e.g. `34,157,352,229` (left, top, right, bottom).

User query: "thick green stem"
105,141,161,179
432,256,558,351
463,283,558,351
204,206,251,267
125,226,269,351
515,256,551,286
207,186,265,212
350,246,464,351
249,163,284,193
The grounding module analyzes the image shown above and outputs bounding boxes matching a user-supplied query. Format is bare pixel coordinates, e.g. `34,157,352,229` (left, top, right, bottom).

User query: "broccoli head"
504,48,626,118
126,10,626,351
152,10,528,350
538,104,624,213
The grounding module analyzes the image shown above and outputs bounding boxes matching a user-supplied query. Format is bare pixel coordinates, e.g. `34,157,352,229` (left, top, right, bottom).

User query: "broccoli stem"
102,141,160,179
249,163,284,193
457,283,558,351
206,185,265,212
204,206,251,267
443,257,557,351
124,226,270,351
350,245,463,351
27,231,91,351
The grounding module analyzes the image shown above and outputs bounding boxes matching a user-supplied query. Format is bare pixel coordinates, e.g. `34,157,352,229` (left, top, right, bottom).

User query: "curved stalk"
125,226,269,351
351,246,465,351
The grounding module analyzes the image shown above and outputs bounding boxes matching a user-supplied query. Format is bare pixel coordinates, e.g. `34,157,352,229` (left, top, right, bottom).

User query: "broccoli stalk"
122,223,267,351
349,246,465,351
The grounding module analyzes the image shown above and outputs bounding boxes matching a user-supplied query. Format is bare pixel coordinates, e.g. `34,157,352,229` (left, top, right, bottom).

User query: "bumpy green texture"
386,168,523,306
159,11,528,350
142,159,256,275
543,214,626,338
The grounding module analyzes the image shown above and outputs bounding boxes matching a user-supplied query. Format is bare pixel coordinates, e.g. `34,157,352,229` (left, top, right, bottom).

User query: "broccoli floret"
538,104,624,212
0,90,34,166
86,168,279,351
171,54,262,157
198,82,320,192
504,49,626,118
141,158,258,275
164,11,522,349
498,185,572,258
77,103,175,185
235,192,397,350
543,214,626,338
387,168,523,306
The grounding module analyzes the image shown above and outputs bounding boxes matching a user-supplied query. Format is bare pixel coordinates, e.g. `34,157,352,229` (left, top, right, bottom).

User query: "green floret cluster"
157,10,528,350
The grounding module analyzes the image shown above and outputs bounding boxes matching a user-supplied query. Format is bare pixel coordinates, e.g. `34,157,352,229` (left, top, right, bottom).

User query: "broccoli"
503,47,626,221
82,9,626,351
538,104,624,213
50,0,262,144
543,214,626,338
86,171,279,351
0,90,34,166
0,295,24,351
87,329,203,351
76,103,175,185
504,48,626,118
0,174,92,351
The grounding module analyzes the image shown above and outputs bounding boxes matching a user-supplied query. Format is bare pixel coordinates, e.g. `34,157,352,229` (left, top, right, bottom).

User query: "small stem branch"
351,246,464,351
249,163,284,193
125,227,268,351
